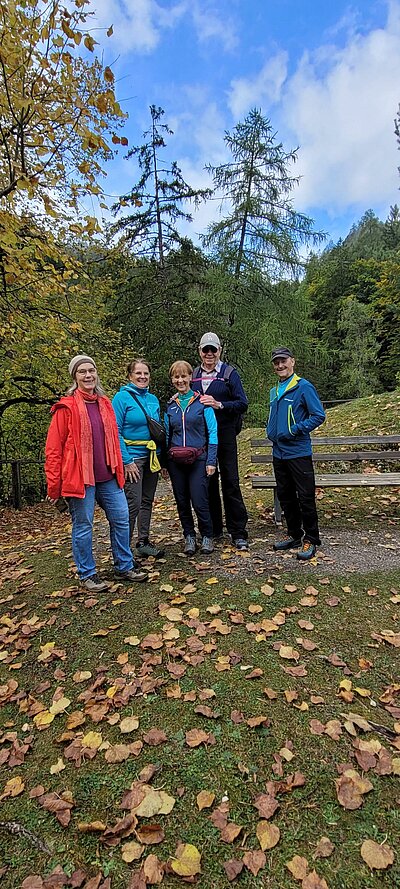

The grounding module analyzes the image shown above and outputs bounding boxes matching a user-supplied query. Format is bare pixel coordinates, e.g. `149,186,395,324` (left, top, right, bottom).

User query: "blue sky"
90,0,400,248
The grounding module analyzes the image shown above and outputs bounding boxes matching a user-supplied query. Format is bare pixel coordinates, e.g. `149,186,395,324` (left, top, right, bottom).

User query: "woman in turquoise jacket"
112,359,164,558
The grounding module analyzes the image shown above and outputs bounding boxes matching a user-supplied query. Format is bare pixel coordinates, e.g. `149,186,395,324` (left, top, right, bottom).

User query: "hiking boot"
200,536,214,554
81,574,110,592
114,568,148,583
273,536,302,552
183,535,197,555
136,542,165,558
297,541,317,561
213,532,224,542
233,538,249,551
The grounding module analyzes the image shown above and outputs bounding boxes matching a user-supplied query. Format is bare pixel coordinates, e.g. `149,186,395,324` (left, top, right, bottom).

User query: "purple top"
86,401,114,483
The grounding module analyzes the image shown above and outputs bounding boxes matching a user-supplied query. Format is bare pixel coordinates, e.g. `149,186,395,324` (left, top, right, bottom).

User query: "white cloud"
282,2,400,213
190,2,237,52
91,0,187,54
228,52,289,120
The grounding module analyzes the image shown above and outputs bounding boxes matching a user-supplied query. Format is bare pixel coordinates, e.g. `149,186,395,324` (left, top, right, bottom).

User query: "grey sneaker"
114,569,148,583
183,535,197,555
200,536,214,554
233,538,249,551
81,574,110,592
136,542,165,558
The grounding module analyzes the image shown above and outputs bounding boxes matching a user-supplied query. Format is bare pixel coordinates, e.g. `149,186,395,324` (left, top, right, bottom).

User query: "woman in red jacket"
45,354,147,591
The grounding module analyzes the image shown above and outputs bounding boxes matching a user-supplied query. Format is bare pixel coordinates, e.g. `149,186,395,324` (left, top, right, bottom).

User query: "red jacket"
45,395,125,500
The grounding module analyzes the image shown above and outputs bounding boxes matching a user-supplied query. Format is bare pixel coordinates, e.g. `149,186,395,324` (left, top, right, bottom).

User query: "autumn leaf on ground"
0,775,25,799
253,794,279,819
196,790,215,810
286,855,309,880
223,859,244,881
185,729,215,747
313,837,335,859
220,822,243,843
143,853,164,884
335,770,373,809
136,824,165,845
120,716,139,733
243,850,266,876
360,839,395,870
170,843,201,876
256,821,280,850
121,841,144,863
302,870,330,888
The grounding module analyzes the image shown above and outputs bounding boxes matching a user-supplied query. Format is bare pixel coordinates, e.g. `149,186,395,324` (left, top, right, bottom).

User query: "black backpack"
192,364,243,435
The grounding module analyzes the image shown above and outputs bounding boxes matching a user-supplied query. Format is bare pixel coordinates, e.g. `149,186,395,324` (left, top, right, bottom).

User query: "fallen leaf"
220,822,243,843
143,853,164,884
313,837,335,859
223,859,244,881
360,839,395,870
120,716,139,733
243,850,266,876
0,774,25,799
302,870,329,888
121,841,144,862
254,794,279,819
256,821,280,851
170,843,201,876
286,855,309,880
136,824,165,845
196,790,215,810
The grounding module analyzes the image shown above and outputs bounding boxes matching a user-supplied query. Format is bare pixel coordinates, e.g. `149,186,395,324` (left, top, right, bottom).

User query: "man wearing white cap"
191,332,249,550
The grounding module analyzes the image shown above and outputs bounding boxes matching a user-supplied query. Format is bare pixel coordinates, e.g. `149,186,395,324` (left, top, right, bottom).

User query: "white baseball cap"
199,332,221,349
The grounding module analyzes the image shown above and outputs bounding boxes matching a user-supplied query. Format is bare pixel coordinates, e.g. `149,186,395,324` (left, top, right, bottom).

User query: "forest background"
1,0,400,504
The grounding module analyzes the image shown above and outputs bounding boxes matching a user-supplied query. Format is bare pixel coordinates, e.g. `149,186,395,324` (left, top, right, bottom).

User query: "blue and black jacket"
267,374,325,459
191,363,248,434
165,392,218,466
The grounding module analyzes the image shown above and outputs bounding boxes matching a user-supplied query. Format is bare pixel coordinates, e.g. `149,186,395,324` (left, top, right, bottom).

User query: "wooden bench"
250,435,400,523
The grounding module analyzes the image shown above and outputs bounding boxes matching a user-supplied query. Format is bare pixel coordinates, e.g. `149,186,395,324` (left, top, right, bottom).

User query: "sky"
89,0,400,248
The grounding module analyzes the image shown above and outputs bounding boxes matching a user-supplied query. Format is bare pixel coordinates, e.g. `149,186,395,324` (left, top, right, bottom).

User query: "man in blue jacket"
192,332,249,550
267,347,325,561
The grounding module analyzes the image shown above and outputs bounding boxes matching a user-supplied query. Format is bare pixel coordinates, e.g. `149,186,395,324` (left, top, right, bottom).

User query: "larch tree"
203,107,323,281
113,105,211,266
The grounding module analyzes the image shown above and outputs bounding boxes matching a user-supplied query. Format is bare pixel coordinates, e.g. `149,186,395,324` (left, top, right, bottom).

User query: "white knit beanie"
68,354,96,378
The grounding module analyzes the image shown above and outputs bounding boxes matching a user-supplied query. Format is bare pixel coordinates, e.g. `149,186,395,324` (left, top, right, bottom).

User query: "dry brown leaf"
223,859,244,881
136,824,165,845
302,870,329,888
142,728,167,746
120,716,139,733
256,821,280,851
196,790,215,810
142,853,164,884
78,820,106,833
0,775,25,799
185,728,212,747
360,839,395,870
121,841,144,863
243,850,266,876
254,794,279,819
220,822,243,843
286,855,309,880
313,837,335,859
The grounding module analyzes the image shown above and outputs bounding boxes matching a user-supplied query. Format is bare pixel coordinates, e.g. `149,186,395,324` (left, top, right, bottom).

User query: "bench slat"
251,451,400,463
251,473,400,488
251,435,400,447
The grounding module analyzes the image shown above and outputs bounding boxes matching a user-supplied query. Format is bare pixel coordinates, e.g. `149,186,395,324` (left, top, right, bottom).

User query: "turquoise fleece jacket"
267,374,325,459
112,383,162,464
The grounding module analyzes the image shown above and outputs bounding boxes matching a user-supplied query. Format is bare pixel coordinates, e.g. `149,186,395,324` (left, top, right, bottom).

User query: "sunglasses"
201,346,217,354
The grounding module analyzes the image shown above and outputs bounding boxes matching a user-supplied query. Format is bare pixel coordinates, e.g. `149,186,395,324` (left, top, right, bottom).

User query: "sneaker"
200,536,214,554
136,542,165,558
297,542,317,561
114,569,148,583
183,535,197,555
233,538,249,551
273,537,302,552
81,574,110,592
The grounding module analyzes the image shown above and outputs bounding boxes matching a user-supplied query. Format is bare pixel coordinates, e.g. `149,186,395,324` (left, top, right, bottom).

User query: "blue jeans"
68,479,133,579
